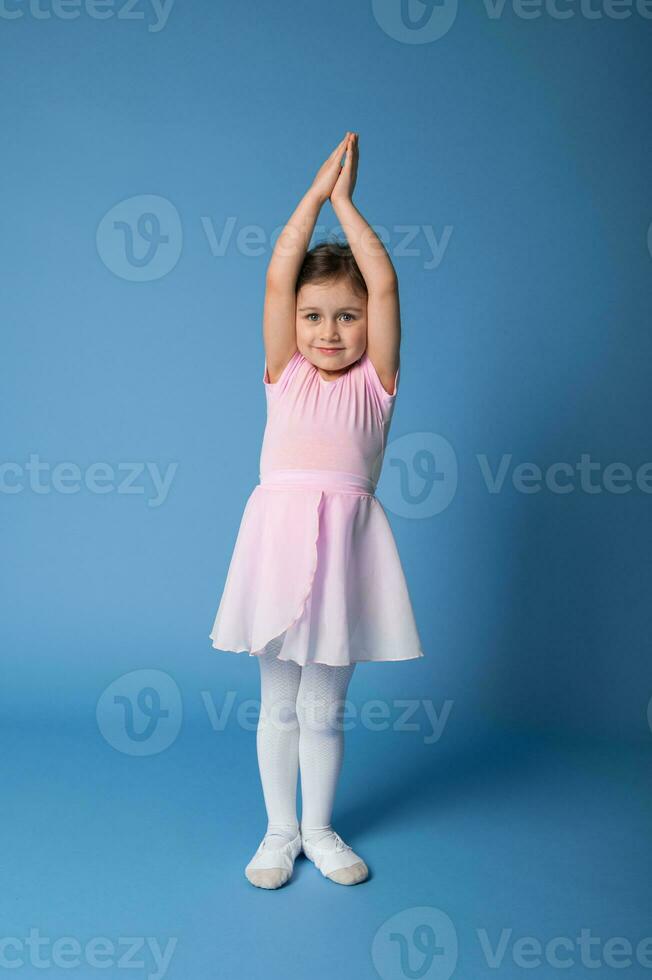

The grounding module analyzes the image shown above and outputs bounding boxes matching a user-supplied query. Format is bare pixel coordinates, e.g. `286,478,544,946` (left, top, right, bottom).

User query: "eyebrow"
297,306,365,313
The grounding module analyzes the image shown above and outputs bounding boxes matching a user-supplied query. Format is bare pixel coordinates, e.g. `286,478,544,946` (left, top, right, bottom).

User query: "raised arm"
330,133,400,396
263,134,351,383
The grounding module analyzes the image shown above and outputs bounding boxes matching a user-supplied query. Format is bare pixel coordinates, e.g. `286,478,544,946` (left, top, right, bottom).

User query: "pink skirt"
208,468,425,667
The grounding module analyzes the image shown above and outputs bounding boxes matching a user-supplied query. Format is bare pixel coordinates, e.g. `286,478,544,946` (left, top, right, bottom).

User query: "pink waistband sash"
259,468,376,496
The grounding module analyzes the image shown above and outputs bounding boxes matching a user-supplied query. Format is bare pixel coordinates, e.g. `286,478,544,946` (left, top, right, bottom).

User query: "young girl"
209,132,424,889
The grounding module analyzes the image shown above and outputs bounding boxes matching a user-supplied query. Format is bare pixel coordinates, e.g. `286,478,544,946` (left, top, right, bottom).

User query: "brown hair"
295,238,367,297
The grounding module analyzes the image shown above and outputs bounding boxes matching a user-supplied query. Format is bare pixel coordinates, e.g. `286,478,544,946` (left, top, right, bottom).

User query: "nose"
320,320,341,340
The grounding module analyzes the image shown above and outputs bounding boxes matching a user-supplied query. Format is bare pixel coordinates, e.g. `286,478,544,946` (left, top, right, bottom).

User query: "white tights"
255,635,355,842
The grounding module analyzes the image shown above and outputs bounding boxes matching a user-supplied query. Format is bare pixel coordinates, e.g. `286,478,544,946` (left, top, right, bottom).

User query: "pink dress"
208,348,425,667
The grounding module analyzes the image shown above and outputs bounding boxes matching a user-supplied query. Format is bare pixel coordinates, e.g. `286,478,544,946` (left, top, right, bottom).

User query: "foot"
245,826,302,889
300,826,369,885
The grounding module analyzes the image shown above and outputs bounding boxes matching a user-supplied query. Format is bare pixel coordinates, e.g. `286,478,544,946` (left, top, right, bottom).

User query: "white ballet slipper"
301,828,369,885
245,830,302,889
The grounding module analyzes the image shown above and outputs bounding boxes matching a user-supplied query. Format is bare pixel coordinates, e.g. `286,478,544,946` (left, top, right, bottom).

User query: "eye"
306,313,320,321
339,313,355,322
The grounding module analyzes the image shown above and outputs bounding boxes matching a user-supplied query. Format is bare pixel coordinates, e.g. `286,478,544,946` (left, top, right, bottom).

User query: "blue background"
2,1,651,978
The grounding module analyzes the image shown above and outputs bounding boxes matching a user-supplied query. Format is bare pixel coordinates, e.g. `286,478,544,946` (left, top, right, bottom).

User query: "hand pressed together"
310,131,358,205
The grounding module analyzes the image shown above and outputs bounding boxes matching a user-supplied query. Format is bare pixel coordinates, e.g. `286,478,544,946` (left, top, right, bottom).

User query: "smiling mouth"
315,346,344,351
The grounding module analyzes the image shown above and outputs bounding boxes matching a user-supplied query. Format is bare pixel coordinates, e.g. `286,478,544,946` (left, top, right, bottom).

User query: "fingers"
343,133,358,170
331,131,358,160
350,132,359,158
350,134,359,179
331,133,350,158
326,132,359,199
343,133,358,167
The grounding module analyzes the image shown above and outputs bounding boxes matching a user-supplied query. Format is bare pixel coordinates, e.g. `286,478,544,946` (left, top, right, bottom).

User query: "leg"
256,638,302,836
297,661,368,885
245,637,302,889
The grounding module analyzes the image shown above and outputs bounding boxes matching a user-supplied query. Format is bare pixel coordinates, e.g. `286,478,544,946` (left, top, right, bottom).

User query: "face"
295,278,367,374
